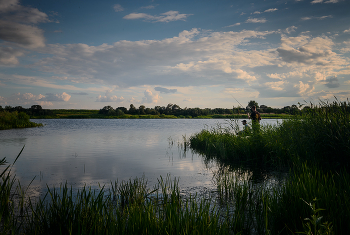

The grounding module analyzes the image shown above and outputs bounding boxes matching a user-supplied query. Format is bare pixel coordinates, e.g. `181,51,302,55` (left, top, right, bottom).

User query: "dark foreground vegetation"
189,99,350,234
0,111,42,130
1,99,349,234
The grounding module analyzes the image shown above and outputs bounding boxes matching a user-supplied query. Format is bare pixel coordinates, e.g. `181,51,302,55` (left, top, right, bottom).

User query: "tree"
116,107,127,113
99,106,114,115
247,100,259,109
31,105,43,111
129,104,137,115
139,105,146,115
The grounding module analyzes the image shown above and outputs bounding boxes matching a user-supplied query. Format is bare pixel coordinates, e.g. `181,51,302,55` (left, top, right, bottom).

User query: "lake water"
0,118,281,197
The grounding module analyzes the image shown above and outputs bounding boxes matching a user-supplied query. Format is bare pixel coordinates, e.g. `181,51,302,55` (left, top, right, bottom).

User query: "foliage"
0,111,43,130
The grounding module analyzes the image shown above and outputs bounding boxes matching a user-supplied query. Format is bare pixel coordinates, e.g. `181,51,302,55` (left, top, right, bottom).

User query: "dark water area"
0,118,282,198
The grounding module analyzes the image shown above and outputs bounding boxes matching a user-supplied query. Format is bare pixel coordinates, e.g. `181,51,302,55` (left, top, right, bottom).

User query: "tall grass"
188,99,350,234
190,99,350,170
213,164,341,234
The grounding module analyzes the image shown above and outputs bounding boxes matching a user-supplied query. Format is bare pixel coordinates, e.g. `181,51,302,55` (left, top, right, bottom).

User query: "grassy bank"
0,111,43,130
189,99,350,234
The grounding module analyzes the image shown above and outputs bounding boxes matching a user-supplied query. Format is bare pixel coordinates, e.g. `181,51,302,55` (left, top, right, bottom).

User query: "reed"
24,175,230,235
213,164,342,234
190,99,350,170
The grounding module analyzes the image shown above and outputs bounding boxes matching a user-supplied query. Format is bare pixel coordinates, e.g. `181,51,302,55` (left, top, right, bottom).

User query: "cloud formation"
0,0,47,48
324,76,340,88
311,0,339,3
245,18,267,23
123,11,192,22
142,89,160,103
39,92,71,102
154,87,177,94
96,95,124,102
301,15,332,21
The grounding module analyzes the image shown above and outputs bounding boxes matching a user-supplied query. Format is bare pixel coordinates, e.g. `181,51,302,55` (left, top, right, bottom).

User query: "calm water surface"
0,119,281,196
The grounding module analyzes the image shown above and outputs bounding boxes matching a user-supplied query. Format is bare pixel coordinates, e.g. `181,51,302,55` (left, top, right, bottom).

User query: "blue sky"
0,0,350,109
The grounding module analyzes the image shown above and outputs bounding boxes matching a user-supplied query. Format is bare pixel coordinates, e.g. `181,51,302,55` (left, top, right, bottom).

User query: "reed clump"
1,154,230,235
0,111,43,130
190,99,350,169
189,99,350,234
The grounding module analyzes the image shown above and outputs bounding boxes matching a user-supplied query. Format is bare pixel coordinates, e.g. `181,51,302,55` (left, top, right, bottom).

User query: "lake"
0,118,281,197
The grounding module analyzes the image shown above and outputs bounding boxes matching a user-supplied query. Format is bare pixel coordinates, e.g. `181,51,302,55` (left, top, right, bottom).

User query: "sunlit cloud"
245,18,266,23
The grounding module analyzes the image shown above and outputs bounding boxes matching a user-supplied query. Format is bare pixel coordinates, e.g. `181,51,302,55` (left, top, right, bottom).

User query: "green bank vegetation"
189,99,350,234
0,111,43,130
1,100,298,119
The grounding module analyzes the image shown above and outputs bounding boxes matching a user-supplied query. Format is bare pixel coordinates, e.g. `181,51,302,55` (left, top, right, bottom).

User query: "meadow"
1,99,349,234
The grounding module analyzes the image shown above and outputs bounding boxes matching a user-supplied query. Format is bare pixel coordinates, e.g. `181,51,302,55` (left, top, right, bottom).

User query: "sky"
0,0,350,109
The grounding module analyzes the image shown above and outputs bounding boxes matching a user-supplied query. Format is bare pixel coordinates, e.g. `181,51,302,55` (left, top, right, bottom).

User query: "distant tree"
247,100,259,109
99,106,114,115
31,105,43,111
139,105,146,115
116,107,127,114
115,109,124,116
0,106,3,112
5,105,12,111
129,104,137,115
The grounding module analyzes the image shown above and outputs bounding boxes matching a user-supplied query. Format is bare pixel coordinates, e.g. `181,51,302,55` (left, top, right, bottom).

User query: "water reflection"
0,118,283,198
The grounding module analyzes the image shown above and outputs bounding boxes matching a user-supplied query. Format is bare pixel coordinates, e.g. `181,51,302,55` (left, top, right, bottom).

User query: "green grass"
0,111,43,130
188,99,350,234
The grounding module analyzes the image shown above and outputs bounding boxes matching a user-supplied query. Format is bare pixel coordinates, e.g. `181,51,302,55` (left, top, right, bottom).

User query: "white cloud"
39,92,71,102
123,11,192,22
5,28,347,102
245,18,266,23
311,0,339,3
285,26,297,34
113,4,124,12
224,23,241,28
254,8,278,14
0,92,69,107
96,95,124,102
344,28,350,33
142,89,160,103
264,8,278,13
301,15,332,21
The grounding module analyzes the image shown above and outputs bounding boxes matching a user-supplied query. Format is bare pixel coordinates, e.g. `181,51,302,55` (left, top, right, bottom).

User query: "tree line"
0,100,310,118
98,101,307,117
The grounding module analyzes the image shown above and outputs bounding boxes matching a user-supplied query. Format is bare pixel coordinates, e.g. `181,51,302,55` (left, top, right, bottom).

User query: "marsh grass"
1,154,231,235
190,99,350,170
188,99,350,234
213,164,343,234
24,175,231,235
